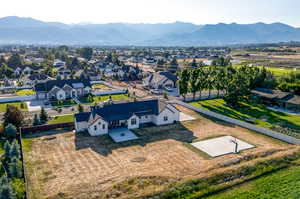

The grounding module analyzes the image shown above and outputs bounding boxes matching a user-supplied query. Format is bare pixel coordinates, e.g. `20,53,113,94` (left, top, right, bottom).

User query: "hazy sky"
1,0,300,26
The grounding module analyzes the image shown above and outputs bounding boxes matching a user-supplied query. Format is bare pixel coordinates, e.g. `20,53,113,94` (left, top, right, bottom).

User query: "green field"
204,166,300,199
233,64,297,76
0,101,28,112
48,114,74,124
16,89,35,96
189,99,300,137
79,94,131,104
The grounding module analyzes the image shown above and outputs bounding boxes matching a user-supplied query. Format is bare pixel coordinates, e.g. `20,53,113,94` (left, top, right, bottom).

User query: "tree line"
178,64,270,107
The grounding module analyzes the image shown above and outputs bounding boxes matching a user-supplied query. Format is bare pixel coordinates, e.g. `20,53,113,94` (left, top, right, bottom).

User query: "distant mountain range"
0,16,300,46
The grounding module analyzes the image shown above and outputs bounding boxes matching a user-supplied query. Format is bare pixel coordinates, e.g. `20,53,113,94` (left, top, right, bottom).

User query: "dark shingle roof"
91,99,167,121
35,79,91,92
75,112,91,122
159,72,178,82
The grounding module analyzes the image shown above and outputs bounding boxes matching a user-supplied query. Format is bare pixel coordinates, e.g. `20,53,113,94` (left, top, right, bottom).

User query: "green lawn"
51,99,77,107
0,102,28,112
79,94,131,104
204,166,300,199
48,114,74,124
189,99,300,137
16,89,35,96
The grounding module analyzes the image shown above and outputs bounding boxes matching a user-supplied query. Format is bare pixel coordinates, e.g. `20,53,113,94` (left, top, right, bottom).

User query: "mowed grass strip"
204,166,300,199
48,114,74,124
0,101,28,112
189,99,300,132
16,89,35,96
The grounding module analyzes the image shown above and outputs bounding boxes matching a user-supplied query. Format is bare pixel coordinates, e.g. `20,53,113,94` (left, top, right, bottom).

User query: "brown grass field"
23,105,298,199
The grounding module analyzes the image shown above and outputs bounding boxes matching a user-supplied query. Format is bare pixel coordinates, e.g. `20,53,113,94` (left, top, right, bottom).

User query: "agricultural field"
0,101,28,112
48,114,74,124
189,99,300,138
79,93,131,104
203,166,300,199
22,105,296,199
16,89,35,96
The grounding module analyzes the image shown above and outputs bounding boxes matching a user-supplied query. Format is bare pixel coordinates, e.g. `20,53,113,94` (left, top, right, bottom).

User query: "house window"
102,124,105,129
163,116,168,121
94,125,97,131
131,118,137,125
145,116,148,119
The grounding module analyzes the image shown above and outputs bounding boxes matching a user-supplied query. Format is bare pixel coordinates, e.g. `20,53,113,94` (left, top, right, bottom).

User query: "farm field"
203,166,300,199
22,105,295,199
79,93,131,104
189,99,300,138
48,114,74,124
0,101,28,112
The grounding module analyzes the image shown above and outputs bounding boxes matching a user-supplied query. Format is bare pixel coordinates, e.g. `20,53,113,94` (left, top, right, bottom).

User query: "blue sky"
1,0,300,26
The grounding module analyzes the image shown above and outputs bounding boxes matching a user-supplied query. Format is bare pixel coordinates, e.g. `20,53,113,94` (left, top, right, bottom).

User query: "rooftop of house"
35,79,91,92
144,71,178,85
75,99,174,123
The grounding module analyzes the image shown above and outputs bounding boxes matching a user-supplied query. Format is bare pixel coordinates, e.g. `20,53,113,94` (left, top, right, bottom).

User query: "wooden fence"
20,122,74,134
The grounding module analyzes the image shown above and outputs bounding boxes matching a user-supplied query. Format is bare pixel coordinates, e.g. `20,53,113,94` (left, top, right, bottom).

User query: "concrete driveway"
26,100,52,112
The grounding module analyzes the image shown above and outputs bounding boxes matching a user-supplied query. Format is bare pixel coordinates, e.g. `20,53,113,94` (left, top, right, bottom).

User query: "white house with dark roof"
143,72,178,89
35,79,92,100
74,99,180,136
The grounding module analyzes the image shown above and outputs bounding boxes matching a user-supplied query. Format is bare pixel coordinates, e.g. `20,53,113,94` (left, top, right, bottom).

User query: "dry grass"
23,106,297,199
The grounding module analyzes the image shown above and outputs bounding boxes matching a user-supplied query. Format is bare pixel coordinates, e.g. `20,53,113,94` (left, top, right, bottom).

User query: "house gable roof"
75,99,168,122
35,79,91,92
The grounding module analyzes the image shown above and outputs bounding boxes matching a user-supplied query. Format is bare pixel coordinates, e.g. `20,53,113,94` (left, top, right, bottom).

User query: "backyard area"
51,99,77,107
79,93,131,104
22,105,295,199
0,101,28,112
189,98,300,138
48,114,74,124
92,83,112,90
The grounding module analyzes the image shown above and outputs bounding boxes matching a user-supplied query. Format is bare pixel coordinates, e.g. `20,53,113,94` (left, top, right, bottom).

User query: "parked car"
164,86,173,92
151,89,162,95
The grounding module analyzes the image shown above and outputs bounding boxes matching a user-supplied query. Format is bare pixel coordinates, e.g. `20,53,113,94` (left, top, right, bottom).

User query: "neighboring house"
143,72,178,89
35,79,92,100
57,68,72,80
53,60,66,67
251,88,300,112
75,99,180,136
23,74,51,87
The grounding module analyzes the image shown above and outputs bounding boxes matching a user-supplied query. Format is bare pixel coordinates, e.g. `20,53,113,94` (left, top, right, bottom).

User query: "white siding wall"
153,105,180,126
127,115,139,129
75,121,88,132
139,115,153,124
88,118,108,136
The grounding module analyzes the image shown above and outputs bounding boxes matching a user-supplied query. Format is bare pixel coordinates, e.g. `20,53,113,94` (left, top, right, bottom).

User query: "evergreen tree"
33,114,40,126
8,157,22,178
4,124,17,139
9,140,20,160
39,107,48,124
0,183,16,199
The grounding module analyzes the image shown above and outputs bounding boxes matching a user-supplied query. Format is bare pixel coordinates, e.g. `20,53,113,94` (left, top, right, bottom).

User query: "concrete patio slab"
191,136,255,157
109,128,138,143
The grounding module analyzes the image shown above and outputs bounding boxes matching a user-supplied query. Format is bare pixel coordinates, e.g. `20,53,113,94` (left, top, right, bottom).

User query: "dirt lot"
23,105,297,199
